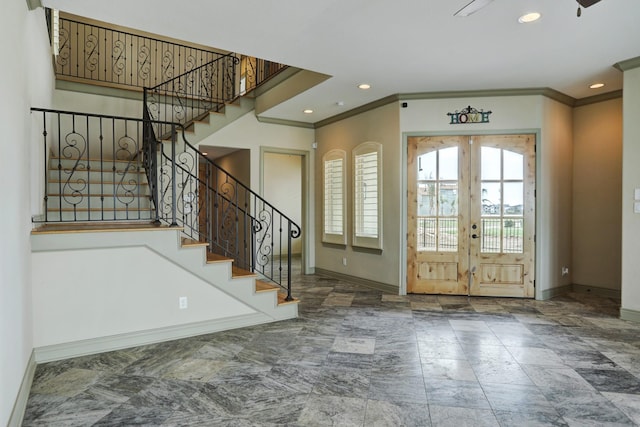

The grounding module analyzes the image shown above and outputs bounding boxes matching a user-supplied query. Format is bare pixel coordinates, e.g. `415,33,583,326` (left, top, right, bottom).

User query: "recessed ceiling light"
358,83,371,90
590,83,605,89
201,152,208,156
303,109,313,114
518,12,541,23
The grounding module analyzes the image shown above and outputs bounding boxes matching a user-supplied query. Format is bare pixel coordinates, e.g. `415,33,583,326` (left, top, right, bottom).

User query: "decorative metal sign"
447,105,492,125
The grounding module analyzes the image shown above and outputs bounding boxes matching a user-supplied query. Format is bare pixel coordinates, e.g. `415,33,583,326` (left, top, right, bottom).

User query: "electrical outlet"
561,267,569,276
179,296,188,309
342,257,347,266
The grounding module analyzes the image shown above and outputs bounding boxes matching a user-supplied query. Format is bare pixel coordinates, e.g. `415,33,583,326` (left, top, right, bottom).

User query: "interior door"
407,134,535,297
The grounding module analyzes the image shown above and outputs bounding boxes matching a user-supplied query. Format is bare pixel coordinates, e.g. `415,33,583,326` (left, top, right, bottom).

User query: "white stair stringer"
30,226,297,362
183,96,255,145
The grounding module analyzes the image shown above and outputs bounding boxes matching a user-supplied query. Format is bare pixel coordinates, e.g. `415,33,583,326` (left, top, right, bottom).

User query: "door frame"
400,129,541,297
260,146,311,275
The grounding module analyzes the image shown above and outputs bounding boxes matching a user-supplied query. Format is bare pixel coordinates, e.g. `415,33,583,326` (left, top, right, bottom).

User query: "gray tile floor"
23,265,640,426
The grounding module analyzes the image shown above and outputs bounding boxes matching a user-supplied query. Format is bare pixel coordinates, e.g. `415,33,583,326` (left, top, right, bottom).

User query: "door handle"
472,233,479,239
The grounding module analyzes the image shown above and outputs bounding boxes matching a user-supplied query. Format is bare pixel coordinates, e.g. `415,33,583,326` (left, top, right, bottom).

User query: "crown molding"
314,94,399,128
574,90,623,107
614,56,640,72
256,115,315,129
313,87,579,128
400,87,575,105
26,0,42,10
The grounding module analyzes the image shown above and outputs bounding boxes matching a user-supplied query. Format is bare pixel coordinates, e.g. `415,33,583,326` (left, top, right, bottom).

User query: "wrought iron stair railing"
142,113,300,300
31,108,301,299
40,11,298,298
144,53,239,141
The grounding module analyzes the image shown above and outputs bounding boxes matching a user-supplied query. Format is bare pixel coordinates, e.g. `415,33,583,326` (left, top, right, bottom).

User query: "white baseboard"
620,308,640,323
8,350,36,427
34,312,272,363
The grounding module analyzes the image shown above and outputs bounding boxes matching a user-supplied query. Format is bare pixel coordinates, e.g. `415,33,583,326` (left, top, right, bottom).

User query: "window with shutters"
353,142,382,249
323,149,347,245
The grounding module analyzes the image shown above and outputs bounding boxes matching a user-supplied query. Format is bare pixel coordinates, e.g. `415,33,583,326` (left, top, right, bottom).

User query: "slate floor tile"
21,262,640,426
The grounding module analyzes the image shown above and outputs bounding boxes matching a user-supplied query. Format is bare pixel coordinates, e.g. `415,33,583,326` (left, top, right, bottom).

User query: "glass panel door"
408,134,535,298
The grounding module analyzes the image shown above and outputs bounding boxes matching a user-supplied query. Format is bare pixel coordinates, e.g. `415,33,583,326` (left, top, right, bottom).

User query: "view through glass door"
407,134,535,297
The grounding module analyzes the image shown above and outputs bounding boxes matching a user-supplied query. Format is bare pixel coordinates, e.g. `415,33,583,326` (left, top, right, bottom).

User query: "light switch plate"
635,188,640,201
635,202,640,214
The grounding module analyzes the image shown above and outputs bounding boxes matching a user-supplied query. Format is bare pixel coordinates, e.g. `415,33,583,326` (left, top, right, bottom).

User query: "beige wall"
314,95,575,298
622,66,640,315
401,95,575,298
538,98,574,297
572,98,622,290
315,102,401,287
216,149,250,187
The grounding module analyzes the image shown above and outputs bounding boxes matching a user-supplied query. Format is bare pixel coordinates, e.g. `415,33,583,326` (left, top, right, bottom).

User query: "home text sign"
447,105,492,125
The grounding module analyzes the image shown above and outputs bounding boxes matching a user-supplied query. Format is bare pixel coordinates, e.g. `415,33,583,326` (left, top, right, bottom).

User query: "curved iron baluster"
85,32,99,73
115,132,139,210
162,50,174,81
138,44,151,82
112,39,126,77
185,53,196,72
255,209,273,269
61,131,87,212
56,26,70,69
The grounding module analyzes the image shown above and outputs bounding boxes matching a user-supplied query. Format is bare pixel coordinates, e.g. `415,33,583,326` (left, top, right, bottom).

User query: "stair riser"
51,157,145,170
47,182,149,198
47,182,149,196
46,196,152,210
48,169,147,183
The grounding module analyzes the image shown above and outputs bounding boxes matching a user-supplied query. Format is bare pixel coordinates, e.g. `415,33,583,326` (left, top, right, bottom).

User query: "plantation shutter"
355,151,378,238
322,149,347,244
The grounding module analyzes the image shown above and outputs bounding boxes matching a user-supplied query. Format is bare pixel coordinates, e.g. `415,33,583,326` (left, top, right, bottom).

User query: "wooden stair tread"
255,280,278,293
206,253,232,263
181,238,209,248
31,222,180,234
232,265,257,278
277,293,299,306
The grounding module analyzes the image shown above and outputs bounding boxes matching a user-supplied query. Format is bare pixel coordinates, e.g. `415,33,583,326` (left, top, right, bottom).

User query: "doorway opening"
261,148,309,277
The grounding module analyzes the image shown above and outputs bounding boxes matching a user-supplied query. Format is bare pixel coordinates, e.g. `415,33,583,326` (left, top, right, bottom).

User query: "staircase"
30,22,301,356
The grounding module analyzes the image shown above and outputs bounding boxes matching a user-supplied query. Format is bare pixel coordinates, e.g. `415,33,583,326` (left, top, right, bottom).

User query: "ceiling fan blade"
577,0,602,7
454,0,495,17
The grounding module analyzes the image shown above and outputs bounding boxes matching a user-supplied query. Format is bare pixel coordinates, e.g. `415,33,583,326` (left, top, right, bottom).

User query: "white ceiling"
43,0,640,124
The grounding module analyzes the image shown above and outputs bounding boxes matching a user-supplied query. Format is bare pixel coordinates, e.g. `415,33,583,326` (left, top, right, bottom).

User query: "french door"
407,134,535,298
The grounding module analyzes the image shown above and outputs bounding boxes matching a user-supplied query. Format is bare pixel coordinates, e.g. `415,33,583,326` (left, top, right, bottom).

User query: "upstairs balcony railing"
49,12,287,96
51,12,229,92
